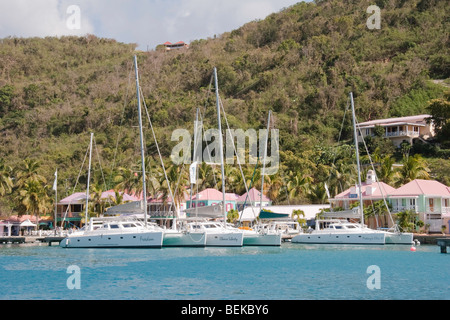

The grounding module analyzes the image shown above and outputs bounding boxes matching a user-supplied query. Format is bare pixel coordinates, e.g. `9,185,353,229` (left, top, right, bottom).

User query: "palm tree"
395,154,430,187
113,166,141,196
364,200,391,229
292,209,306,227
308,183,328,204
327,160,356,197
14,159,46,188
0,159,13,196
396,209,418,233
16,179,50,230
196,161,218,190
266,173,284,204
227,209,239,224
109,189,125,207
287,171,313,203
159,164,188,209
88,184,108,218
376,155,397,186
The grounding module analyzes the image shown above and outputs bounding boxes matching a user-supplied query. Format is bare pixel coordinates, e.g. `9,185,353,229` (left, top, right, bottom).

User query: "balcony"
392,205,418,213
385,130,420,138
426,206,450,214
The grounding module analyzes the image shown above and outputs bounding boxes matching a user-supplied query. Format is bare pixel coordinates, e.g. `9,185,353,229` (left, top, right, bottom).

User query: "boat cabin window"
122,223,136,228
110,224,120,229
346,225,357,229
334,226,343,229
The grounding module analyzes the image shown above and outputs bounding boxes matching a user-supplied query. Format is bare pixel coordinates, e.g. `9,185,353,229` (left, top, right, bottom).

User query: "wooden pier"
0,237,26,244
437,238,450,254
38,237,65,246
0,236,65,246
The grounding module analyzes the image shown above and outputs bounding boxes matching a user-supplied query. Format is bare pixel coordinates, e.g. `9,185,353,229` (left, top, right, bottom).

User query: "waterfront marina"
0,241,448,300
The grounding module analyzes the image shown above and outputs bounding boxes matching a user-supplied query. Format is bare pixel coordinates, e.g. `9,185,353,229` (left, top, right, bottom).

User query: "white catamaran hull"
205,232,244,247
292,232,385,245
163,231,206,247
383,232,414,244
243,233,282,246
60,231,164,248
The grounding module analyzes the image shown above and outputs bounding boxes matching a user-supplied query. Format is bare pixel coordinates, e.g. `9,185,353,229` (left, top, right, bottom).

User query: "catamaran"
292,92,385,245
61,56,166,248
181,68,244,247
239,111,282,246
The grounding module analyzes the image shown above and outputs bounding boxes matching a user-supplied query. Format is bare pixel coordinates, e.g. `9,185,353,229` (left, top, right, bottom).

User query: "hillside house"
161,41,189,51
357,114,435,147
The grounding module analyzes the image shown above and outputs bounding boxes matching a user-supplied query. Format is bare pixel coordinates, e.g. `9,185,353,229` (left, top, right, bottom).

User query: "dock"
0,236,65,246
437,238,450,254
38,237,65,246
413,234,449,245
0,237,26,244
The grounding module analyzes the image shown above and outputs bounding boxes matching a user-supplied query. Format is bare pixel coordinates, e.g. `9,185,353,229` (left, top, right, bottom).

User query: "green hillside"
0,0,449,215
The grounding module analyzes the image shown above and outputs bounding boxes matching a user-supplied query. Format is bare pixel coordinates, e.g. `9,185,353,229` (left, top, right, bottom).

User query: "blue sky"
0,0,303,50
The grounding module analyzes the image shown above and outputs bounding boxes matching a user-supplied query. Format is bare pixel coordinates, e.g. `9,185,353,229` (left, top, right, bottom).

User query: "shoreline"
413,233,450,245
1,234,450,246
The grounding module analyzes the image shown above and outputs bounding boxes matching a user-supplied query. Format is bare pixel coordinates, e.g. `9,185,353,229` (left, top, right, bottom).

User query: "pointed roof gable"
389,179,450,197
237,187,270,203
191,188,237,201
59,190,139,204
333,181,396,200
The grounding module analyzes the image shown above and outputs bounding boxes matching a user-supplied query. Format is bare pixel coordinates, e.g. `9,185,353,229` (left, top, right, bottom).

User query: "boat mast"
213,67,227,227
134,55,148,227
350,92,365,227
84,132,94,227
191,108,200,218
260,110,271,211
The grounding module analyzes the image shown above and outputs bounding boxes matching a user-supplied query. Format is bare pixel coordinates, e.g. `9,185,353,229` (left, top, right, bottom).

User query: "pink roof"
59,190,139,204
3,215,51,223
237,187,270,203
333,181,396,200
389,179,450,197
192,188,237,201
163,41,172,45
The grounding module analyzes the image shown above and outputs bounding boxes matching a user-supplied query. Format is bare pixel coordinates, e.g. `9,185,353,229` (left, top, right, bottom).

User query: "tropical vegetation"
0,0,449,224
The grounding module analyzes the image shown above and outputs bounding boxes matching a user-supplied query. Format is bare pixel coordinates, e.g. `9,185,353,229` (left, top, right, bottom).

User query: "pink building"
389,179,450,234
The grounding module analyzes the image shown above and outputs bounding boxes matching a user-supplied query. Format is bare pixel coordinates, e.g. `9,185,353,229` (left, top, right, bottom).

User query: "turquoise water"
0,243,448,300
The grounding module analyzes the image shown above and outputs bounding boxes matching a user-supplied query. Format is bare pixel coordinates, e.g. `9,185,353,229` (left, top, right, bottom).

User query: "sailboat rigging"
60,56,169,248
292,92,386,245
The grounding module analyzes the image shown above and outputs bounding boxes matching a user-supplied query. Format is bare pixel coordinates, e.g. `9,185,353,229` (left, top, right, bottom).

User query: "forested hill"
0,0,449,209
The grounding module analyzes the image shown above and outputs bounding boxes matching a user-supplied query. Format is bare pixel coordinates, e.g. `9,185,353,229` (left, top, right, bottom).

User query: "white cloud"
0,0,301,49
0,0,94,38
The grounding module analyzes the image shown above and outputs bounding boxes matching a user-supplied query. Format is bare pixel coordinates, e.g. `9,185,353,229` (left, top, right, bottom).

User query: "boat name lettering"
219,236,238,242
140,236,154,242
